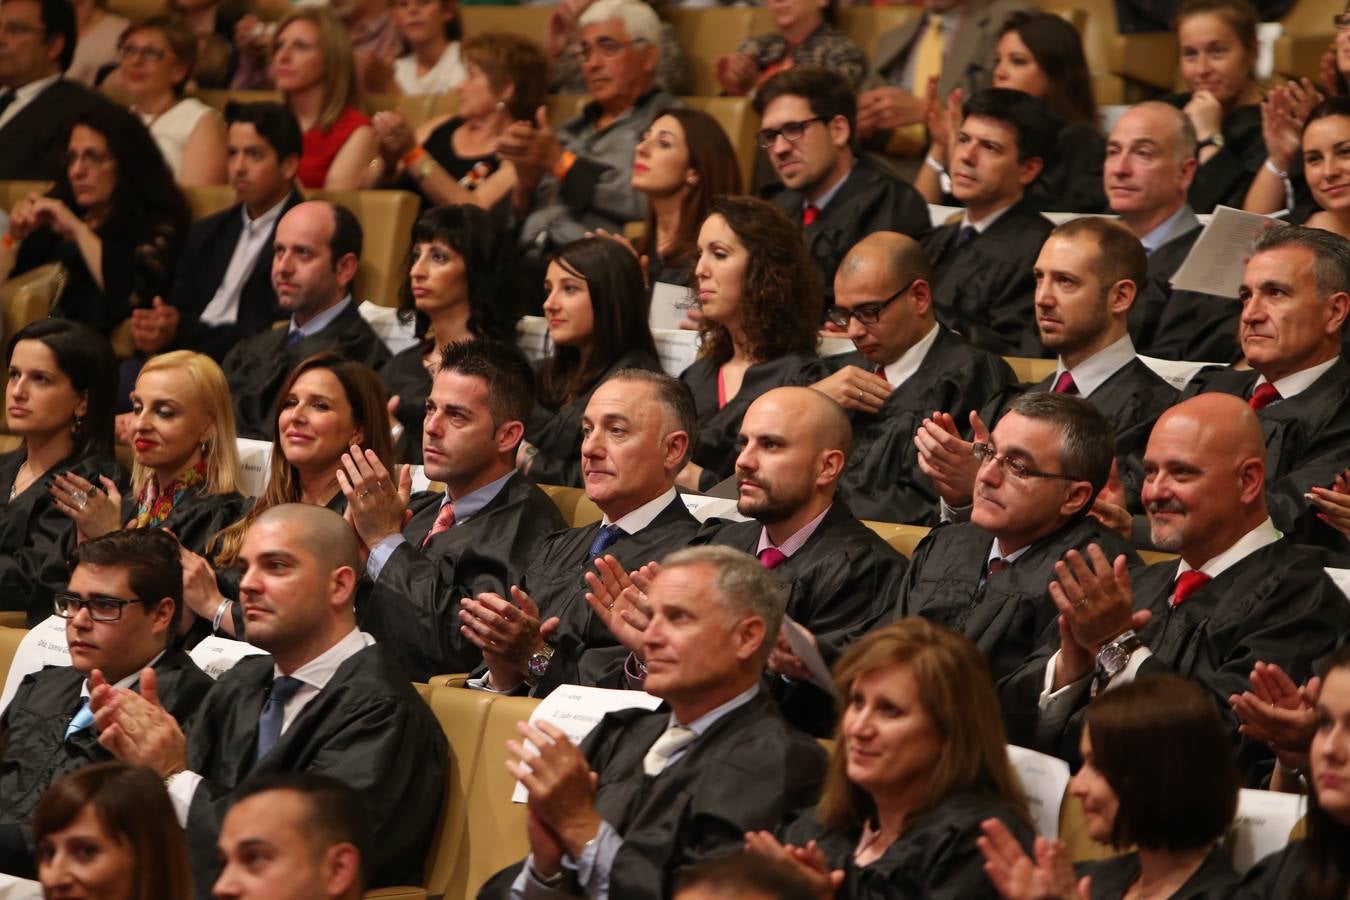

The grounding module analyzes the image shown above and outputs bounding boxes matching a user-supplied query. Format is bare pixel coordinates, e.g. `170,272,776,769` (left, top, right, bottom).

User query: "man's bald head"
1154,393,1266,465
758,386,852,457
736,387,850,528
838,231,931,285
254,503,364,578
832,232,935,366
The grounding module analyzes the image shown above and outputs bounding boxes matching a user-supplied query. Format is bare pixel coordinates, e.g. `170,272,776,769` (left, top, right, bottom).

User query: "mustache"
1147,499,1185,515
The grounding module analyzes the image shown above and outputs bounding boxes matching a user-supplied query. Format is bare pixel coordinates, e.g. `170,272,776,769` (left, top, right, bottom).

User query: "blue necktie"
957,225,978,248
286,329,304,346
255,676,304,762
65,697,94,740
587,524,626,561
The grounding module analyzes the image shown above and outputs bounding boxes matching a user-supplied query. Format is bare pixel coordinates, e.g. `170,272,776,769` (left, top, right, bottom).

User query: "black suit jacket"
1127,224,1242,364
0,80,110,180
1164,95,1265,214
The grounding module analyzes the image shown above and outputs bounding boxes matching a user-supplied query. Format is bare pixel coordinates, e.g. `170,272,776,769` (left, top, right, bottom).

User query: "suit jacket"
1127,224,1243,364
923,198,1053,357
221,300,391,440
479,691,829,900
358,475,567,681
1079,846,1241,900
828,329,1018,524
0,80,110,180
183,644,446,897
168,190,303,363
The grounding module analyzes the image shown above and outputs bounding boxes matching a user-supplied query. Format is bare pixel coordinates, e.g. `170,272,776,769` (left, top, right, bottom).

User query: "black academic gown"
1078,845,1241,899
0,651,212,877
1237,838,1350,899
766,157,930,304
379,339,434,464
221,301,392,441
526,349,663,488
357,475,567,682
898,518,1140,685
780,794,1034,900
680,354,831,491
1000,539,1350,781
1128,225,1243,364
1162,97,1265,214
827,329,1018,524
0,450,124,614
478,690,829,900
923,199,1054,358
182,644,446,898
1025,122,1108,215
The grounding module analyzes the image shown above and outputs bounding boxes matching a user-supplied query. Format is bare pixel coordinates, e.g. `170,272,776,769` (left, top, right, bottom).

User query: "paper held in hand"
782,618,837,699
1169,205,1279,299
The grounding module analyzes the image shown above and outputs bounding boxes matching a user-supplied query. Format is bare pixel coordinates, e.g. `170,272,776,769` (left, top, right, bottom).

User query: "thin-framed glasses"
53,592,149,622
824,278,917,328
756,117,824,149
574,37,646,61
971,442,1076,481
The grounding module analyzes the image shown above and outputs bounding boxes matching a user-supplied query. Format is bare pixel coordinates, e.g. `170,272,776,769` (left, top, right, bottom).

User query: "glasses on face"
118,42,168,62
1335,12,1350,29
574,37,645,61
824,278,917,328
53,592,149,622
65,149,114,169
756,117,824,149
971,442,1075,482
0,19,44,37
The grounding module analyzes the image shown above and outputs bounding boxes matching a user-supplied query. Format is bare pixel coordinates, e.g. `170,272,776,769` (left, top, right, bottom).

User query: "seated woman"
0,320,122,614
35,761,192,900
67,0,129,86
381,205,520,463
0,104,192,336
676,197,826,492
169,0,246,87
519,237,660,488
746,619,1033,899
1249,97,1350,237
372,32,549,211
980,675,1242,900
366,0,464,96
120,15,228,187
715,0,865,96
916,11,1105,214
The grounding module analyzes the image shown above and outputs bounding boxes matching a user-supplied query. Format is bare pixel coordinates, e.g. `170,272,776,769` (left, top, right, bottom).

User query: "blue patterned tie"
286,329,304,346
255,676,305,761
65,697,94,740
587,524,626,561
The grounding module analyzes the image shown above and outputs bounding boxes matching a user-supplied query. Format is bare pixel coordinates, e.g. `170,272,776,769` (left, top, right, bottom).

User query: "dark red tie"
1053,371,1078,395
758,547,787,569
801,204,818,227
1249,382,1280,411
875,365,888,384
987,558,1008,578
1171,570,1211,607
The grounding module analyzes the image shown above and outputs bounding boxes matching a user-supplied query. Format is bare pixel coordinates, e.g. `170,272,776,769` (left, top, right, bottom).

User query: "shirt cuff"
575,819,621,900
939,497,972,524
165,770,203,828
1037,650,1088,711
366,534,408,581
466,671,522,694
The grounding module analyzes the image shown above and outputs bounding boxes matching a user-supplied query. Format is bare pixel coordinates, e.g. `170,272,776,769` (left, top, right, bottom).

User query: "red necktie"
758,547,787,569
421,502,456,548
801,204,818,227
1249,382,1280,411
1170,570,1211,607
875,365,888,384
1053,371,1078,395
987,558,1009,579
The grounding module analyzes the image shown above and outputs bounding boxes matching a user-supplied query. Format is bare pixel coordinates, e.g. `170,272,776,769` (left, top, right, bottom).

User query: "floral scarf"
133,459,206,529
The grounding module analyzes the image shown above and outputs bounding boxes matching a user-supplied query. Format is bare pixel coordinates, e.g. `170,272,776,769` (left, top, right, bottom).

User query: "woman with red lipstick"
746,620,1032,899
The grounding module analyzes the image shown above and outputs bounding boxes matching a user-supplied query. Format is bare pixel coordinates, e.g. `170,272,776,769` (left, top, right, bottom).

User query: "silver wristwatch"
525,644,555,685
1095,630,1141,681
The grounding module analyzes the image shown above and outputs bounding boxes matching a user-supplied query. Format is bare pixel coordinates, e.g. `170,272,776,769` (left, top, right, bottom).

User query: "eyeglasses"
65,149,114,168
971,442,1076,482
756,117,824,149
118,42,168,62
53,592,149,622
574,37,646,61
0,20,44,37
824,279,917,328
1334,12,1350,29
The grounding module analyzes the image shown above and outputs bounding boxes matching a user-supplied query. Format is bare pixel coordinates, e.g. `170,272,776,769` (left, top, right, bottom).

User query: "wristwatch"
1095,630,1141,681
525,644,555,685
1198,132,1226,150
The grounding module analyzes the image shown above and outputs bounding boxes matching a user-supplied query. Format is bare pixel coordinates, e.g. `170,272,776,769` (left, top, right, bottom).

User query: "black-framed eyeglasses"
53,592,149,622
824,278,917,328
756,117,824,149
971,442,1077,482
118,43,168,62
1335,12,1350,29
574,37,646,61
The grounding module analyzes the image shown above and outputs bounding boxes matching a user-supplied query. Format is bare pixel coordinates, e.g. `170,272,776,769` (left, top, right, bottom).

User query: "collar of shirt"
444,469,514,523
882,323,940,387
962,199,1017,233
1054,334,1136,398
1255,356,1339,400
580,87,662,132
669,682,760,733
276,627,372,689
289,295,351,340
808,162,855,213
1140,204,1197,255
82,650,167,699
985,537,1033,570
756,503,831,559
1175,517,1281,580
240,192,290,237
0,72,60,130
603,486,677,534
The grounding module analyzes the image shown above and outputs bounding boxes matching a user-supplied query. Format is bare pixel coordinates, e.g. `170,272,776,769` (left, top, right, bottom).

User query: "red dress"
297,105,370,188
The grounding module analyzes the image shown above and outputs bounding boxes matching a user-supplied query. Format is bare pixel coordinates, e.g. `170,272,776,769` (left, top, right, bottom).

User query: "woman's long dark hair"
5,319,117,462
997,10,1098,128
1296,644,1350,899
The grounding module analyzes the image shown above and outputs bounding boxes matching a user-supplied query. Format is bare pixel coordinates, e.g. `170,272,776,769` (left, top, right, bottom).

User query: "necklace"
8,460,29,501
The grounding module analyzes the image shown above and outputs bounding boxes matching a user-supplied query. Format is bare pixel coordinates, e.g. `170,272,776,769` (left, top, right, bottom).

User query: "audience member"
1329,4,1350,97
981,676,1242,899
755,66,929,304
33,761,193,900
66,0,127,86
545,0,689,97
0,0,110,180
1242,78,1326,220
381,205,521,463
813,232,1017,524
0,530,212,877
118,15,228,187
373,33,548,211
373,0,463,96
348,341,566,682
0,321,121,615
213,772,367,900
746,619,1033,898
90,504,447,894
233,0,400,98
673,853,814,900
920,88,1058,357
520,236,660,488
134,100,303,364
221,200,391,441
480,545,828,900
169,0,244,88
714,0,865,96
0,103,191,336
678,198,827,492
1298,98,1350,239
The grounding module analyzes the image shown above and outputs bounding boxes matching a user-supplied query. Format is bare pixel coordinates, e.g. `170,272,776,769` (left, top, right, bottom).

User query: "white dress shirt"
198,195,290,327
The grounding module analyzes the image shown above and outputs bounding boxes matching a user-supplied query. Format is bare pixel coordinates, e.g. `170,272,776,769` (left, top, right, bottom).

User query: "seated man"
921,88,1059,357
480,545,829,900
812,231,1016,524
213,772,367,900
899,392,1137,684
0,529,212,877
755,66,928,304
134,101,304,364
344,340,567,682
1001,394,1350,780
461,368,702,695
1108,101,1241,363
221,200,390,440
674,854,815,900
90,504,446,894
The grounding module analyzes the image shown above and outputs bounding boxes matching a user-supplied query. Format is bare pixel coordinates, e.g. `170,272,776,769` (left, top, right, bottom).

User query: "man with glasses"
811,231,1017,524
0,0,110,179
754,66,928,305
0,529,212,877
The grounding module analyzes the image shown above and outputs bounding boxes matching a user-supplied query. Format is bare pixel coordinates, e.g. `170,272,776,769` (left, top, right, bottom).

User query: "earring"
200,439,210,454
71,415,84,434
495,100,507,111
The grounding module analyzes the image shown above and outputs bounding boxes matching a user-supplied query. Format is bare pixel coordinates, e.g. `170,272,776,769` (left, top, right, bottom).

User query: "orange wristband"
553,150,577,180
401,145,428,168
1,232,14,251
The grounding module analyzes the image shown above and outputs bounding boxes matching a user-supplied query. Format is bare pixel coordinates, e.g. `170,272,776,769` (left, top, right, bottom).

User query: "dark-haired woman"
0,320,123,614
676,198,827,492
0,105,192,335
519,237,660,488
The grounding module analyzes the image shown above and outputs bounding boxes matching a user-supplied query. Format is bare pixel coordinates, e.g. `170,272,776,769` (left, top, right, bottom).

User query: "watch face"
528,652,551,678
1098,645,1127,678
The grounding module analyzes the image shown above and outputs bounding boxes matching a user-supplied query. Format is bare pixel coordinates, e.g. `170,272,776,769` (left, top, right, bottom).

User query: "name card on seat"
1007,744,1071,839
0,616,69,714
1227,788,1306,873
188,636,271,680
